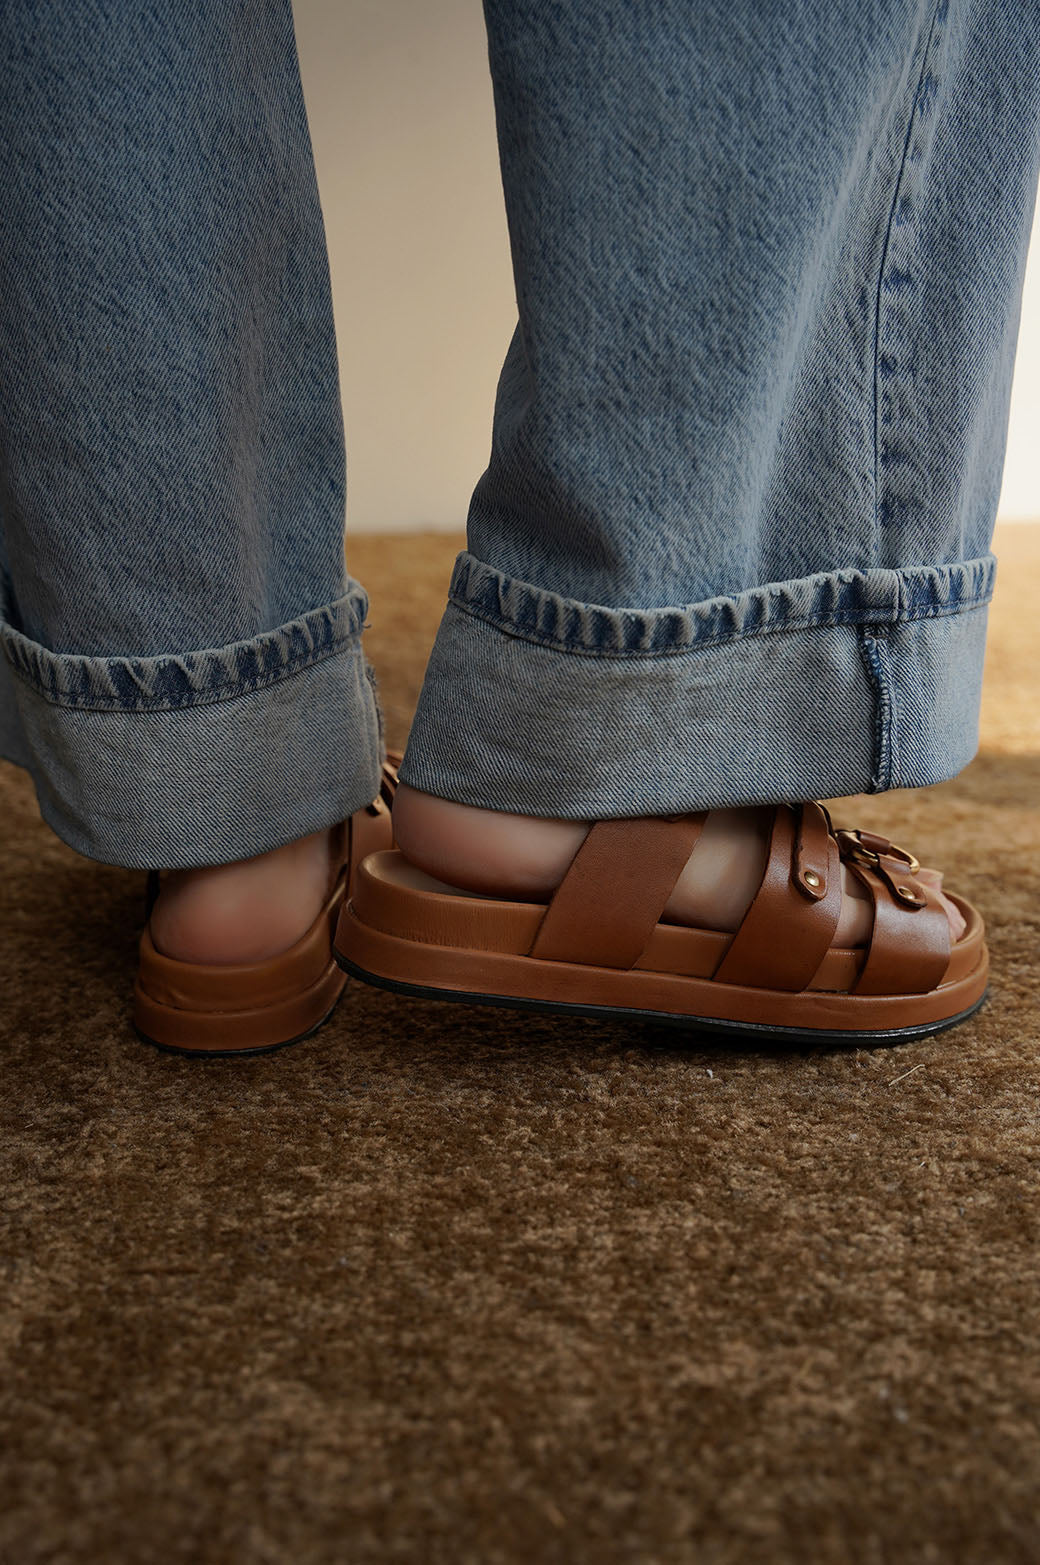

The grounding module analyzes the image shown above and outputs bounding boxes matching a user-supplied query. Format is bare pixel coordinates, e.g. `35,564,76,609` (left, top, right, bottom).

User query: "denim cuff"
0,585,383,867
399,550,996,816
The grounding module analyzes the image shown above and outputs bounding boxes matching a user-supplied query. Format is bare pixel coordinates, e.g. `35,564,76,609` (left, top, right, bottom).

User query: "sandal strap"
713,802,843,991
524,798,953,995
846,858,951,995
370,754,401,815
528,814,706,969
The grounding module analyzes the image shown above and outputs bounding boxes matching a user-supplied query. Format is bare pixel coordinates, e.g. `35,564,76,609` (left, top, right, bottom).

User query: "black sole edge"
334,951,988,1046
132,996,344,1060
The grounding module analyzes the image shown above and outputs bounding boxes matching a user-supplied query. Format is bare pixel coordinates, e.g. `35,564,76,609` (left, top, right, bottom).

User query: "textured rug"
1,525,1037,1565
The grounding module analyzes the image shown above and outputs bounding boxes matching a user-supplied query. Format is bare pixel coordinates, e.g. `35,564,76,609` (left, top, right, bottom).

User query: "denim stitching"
364,658,386,750
858,627,894,792
872,0,949,558
2,631,364,713
449,549,993,642
453,591,994,653
0,603,367,712
447,590,993,660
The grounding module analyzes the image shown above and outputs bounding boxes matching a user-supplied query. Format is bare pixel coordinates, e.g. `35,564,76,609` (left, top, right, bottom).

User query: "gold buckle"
836,828,920,876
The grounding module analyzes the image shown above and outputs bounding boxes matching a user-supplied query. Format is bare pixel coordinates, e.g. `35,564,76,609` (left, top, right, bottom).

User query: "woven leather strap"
528,814,706,969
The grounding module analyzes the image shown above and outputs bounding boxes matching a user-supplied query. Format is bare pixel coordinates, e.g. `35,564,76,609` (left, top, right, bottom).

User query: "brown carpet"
2,525,1038,1565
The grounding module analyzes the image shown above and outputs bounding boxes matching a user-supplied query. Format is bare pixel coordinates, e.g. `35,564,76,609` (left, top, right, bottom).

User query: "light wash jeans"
1,1,1038,868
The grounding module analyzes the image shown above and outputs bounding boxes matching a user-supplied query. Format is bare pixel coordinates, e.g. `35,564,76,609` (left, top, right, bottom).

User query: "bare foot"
149,825,341,965
391,786,967,945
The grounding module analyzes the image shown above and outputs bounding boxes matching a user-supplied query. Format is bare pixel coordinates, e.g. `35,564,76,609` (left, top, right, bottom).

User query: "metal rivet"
804,870,822,889
897,884,920,900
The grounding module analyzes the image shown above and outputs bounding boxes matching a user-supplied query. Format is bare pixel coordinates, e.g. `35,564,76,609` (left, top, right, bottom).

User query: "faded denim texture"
401,0,1040,814
1,1,1038,866
0,2,383,864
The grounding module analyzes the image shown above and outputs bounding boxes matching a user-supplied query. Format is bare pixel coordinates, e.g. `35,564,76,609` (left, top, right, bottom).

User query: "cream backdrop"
293,0,1040,534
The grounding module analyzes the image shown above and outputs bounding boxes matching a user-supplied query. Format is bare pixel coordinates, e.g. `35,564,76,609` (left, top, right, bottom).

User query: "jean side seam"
363,658,387,752
446,588,992,662
872,0,949,559
858,626,894,792
1,626,365,714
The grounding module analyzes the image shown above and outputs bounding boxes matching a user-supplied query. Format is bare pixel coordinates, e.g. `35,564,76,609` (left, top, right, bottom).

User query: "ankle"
149,826,338,965
392,783,589,899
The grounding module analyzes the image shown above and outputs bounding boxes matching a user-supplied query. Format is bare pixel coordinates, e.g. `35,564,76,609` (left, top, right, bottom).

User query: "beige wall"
1003,201,1040,518
294,0,513,535
294,0,1040,533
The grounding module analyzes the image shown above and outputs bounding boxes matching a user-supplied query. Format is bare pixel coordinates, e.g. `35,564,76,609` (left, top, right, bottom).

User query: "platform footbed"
334,949,987,1047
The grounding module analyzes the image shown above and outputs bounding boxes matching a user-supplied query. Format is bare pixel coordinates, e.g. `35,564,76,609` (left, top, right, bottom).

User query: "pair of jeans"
1,1,1037,869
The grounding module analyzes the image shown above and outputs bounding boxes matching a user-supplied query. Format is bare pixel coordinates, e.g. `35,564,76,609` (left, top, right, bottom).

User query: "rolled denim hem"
0,585,383,868
399,551,996,817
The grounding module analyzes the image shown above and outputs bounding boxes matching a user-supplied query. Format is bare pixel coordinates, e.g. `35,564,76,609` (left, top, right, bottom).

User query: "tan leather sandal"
333,801,987,1043
133,755,400,1056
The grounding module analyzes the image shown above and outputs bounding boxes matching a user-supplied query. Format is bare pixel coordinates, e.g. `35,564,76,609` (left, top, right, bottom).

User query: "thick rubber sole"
131,989,346,1059
130,767,401,1060
334,854,989,1045
132,941,350,1057
334,950,988,1047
